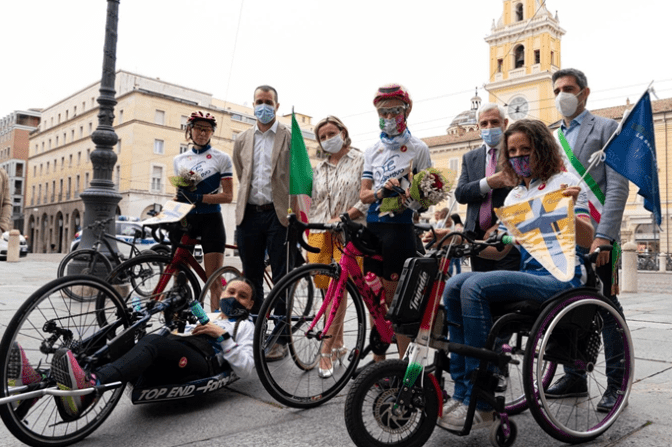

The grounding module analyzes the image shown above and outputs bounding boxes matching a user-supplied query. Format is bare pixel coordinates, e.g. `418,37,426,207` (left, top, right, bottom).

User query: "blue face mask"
219,297,249,321
254,104,276,125
480,127,503,147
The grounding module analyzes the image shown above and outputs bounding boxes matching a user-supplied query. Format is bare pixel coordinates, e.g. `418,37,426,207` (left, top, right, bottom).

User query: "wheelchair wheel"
344,359,439,447
523,291,634,443
199,265,243,313
0,275,130,447
56,249,113,301
253,263,366,408
497,331,556,416
98,254,201,332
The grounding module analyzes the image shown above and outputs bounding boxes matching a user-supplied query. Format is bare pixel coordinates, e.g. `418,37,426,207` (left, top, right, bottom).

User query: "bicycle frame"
305,241,394,345
151,233,208,300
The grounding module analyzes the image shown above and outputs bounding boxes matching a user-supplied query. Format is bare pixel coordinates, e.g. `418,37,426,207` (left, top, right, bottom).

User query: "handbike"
343,230,634,447
0,272,241,447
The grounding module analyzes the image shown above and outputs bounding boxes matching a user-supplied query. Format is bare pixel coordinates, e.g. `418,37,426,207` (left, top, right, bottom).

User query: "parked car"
0,231,29,260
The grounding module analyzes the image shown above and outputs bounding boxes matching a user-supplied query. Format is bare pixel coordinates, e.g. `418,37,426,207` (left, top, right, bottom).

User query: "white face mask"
321,134,345,154
555,90,583,117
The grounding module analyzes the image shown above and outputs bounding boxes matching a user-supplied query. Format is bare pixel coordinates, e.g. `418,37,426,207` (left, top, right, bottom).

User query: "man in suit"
545,68,630,412
232,85,291,361
454,103,520,272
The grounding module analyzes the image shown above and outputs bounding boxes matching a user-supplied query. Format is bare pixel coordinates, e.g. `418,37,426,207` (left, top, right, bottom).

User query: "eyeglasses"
193,126,213,134
377,106,406,117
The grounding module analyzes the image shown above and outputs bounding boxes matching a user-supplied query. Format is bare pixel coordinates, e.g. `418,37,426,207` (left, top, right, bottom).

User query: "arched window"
514,45,525,68
516,3,524,21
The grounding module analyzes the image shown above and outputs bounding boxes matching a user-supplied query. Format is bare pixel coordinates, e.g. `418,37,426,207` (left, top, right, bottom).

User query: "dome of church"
448,89,482,132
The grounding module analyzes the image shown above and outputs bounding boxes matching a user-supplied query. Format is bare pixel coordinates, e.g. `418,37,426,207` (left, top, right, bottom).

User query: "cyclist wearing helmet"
174,111,234,308
360,83,432,359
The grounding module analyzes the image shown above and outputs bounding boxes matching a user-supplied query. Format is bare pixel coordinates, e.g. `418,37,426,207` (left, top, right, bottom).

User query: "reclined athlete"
21,277,256,421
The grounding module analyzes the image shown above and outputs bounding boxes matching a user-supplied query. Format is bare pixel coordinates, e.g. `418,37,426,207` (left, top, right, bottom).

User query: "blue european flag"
603,91,661,225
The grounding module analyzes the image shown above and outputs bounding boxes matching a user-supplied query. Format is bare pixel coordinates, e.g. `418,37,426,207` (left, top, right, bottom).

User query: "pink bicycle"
253,214,400,408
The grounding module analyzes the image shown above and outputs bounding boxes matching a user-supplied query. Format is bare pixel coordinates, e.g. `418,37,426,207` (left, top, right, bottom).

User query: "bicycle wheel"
344,359,439,447
0,275,130,447
199,265,243,313
56,249,113,302
523,291,634,443
254,263,366,408
98,254,201,331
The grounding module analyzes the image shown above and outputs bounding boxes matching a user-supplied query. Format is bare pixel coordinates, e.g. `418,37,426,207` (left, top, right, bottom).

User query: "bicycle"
343,231,634,447
0,272,242,447
95,220,242,333
57,218,168,301
253,213,405,408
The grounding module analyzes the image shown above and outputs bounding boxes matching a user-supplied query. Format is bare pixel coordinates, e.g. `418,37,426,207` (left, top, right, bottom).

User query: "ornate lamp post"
71,0,122,272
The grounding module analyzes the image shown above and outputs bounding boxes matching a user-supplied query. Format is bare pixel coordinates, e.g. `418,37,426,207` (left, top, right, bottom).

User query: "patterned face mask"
254,104,276,124
379,114,406,136
509,154,532,177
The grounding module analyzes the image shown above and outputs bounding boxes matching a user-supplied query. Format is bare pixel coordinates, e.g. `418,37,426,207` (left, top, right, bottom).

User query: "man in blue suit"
546,68,630,412
454,103,520,272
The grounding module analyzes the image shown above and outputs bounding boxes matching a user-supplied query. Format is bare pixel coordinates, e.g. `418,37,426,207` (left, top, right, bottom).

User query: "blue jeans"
448,258,461,276
237,208,290,315
444,271,573,410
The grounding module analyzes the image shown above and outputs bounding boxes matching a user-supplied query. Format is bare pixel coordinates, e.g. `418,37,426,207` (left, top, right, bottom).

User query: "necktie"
479,148,497,230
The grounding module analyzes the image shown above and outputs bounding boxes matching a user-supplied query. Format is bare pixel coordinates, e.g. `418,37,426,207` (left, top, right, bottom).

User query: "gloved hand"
176,189,202,204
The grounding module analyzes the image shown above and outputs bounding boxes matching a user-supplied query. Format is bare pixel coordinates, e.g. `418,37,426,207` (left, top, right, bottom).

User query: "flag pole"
574,80,655,186
287,106,294,276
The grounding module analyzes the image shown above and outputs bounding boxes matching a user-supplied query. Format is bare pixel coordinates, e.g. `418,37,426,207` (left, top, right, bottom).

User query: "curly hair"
501,119,564,182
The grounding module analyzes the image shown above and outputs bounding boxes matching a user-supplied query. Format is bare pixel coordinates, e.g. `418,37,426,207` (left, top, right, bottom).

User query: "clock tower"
484,0,565,124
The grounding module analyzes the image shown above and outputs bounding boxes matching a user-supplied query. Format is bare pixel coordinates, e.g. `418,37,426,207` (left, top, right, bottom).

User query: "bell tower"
484,0,565,124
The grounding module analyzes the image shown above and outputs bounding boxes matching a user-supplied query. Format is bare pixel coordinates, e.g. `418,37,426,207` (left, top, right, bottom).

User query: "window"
151,166,163,193
232,131,240,141
155,110,165,125
115,165,120,189
55,136,59,147
40,164,43,176
61,157,64,170
515,3,523,21
69,154,72,167
497,59,503,73
73,105,77,116
89,122,93,134
35,144,38,154
449,158,460,176
87,149,91,162
85,172,90,189
59,179,63,200
551,51,555,66
71,129,75,141
75,175,80,197
82,101,86,111
48,139,51,150
179,144,188,154
41,142,44,152
67,178,71,199
231,114,243,122
180,115,188,130
514,45,525,68
154,139,164,155
38,185,41,204
534,50,540,64
79,126,83,138
58,113,61,124
118,110,123,124
33,166,36,177
117,139,122,153
78,151,81,165
31,186,35,205
46,162,50,173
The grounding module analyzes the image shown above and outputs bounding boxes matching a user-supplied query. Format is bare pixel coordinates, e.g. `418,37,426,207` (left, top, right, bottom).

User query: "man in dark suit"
545,68,630,412
454,103,520,272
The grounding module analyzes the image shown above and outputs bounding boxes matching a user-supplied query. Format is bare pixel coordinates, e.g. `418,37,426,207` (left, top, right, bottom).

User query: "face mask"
555,91,583,117
379,114,406,136
254,104,276,125
321,134,344,154
219,297,249,321
480,127,503,147
509,155,532,177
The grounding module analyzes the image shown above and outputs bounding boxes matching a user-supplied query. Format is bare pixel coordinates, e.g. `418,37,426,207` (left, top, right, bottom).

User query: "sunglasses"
193,126,214,133
377,106,406,117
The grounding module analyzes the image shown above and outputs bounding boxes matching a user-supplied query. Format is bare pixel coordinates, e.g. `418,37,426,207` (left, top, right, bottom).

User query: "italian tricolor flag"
289,111,312,224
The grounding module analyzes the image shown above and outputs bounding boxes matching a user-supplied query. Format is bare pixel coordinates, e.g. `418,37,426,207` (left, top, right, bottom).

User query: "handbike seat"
491,299,542,317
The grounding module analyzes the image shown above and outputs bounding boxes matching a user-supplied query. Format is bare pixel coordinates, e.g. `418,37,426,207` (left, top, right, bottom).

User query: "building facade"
0,110,41,234
25,71,318,253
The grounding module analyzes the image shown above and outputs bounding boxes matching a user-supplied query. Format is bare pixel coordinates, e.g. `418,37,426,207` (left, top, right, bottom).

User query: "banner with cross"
495,189,576,282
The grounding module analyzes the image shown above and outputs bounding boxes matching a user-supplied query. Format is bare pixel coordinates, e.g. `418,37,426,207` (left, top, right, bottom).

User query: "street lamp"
71,0,122,273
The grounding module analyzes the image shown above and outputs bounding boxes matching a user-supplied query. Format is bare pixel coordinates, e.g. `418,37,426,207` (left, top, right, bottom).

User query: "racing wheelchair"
343,230,634,447
0,271,241,447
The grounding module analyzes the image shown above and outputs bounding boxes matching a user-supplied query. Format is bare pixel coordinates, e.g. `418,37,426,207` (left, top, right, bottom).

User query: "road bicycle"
56,217,168,301
343,230,634,447
0,272,243,447
253,213,405,408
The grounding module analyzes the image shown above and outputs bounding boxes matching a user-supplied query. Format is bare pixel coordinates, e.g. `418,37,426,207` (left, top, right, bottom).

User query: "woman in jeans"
437,119,594,431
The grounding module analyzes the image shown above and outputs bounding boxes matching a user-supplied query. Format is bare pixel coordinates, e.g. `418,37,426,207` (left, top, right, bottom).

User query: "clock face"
508,96,529,120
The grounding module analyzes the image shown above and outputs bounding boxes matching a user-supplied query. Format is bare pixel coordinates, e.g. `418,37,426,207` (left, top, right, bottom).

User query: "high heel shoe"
318,353,333,379
332,346,348,366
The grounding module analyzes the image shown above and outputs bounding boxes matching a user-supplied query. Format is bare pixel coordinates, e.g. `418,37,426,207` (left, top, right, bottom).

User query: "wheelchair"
344,232,634,447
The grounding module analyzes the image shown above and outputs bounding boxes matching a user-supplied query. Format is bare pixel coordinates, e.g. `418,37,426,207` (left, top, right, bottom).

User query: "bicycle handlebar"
287,213,379,256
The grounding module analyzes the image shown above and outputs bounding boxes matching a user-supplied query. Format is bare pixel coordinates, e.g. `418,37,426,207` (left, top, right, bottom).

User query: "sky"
2,0,670,148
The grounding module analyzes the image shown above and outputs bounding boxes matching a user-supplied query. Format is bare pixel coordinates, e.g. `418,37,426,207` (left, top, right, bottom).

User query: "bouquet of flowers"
169,167,202,191
379,167,454,217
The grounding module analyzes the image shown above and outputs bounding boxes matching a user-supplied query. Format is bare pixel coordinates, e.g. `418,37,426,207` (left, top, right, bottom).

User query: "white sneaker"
437,398,462,427
437,404,495,431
